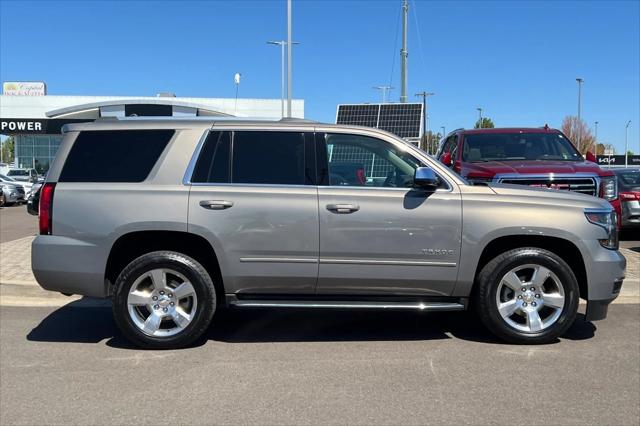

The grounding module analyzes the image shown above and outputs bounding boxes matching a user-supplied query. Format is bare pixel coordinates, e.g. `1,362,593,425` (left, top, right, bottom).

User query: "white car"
0,173,31,198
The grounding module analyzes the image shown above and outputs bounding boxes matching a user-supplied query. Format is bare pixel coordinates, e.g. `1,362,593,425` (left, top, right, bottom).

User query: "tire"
0,193,4,207
112,251,217,349
474,247,579,344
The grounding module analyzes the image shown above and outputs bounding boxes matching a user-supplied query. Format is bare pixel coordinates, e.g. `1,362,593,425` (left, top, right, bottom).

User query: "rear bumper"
32,235,108,298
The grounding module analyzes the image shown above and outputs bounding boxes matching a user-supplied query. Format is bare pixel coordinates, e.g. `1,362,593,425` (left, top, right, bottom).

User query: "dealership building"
0,91,304,173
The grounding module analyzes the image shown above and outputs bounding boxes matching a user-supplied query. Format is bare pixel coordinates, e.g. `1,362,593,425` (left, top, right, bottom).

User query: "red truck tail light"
39,183,56,235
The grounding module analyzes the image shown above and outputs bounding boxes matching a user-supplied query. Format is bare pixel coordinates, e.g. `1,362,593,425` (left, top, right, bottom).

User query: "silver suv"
32,118,626,349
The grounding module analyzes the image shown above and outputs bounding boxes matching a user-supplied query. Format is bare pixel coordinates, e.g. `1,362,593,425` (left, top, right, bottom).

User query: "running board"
226,295,465,311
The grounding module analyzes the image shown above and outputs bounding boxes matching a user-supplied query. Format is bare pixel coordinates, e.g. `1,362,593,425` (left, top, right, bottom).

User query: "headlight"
600,176,618,201
585,209,618,250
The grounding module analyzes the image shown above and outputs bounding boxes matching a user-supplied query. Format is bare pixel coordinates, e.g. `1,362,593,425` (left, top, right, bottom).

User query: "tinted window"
232,131,305,185
462,132,581,162
191,131,231,183
59,130,173,182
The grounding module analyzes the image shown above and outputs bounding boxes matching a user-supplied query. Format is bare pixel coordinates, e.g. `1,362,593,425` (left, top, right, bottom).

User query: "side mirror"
441,152,452,166
414,167,439,190
585,151,597,163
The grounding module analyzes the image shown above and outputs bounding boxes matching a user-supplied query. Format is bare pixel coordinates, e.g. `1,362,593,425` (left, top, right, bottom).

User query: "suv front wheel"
112,251,217,349
475,247,579,344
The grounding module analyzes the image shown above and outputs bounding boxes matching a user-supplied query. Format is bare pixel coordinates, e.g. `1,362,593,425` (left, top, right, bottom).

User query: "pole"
576,78,583,152
400,0,408,103
373,86,393,103
287,0,293,117
594,121,598,154
625,120,631,168
280,42,285,118
441,126,446,137
477,108,482,128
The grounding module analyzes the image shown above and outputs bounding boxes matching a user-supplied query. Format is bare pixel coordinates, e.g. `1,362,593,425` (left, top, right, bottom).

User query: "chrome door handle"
326,203,360,214
200,200,234,210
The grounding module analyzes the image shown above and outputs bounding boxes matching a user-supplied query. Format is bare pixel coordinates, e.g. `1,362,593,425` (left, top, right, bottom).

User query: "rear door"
316,131,462,296
187,129,320,295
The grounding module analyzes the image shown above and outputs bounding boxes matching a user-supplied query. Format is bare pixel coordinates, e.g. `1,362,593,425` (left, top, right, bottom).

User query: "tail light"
39,183,56,235
356,168,366,185
620,192,640,201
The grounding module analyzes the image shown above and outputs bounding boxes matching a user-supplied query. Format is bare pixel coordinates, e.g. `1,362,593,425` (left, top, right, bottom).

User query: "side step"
226,295,465,312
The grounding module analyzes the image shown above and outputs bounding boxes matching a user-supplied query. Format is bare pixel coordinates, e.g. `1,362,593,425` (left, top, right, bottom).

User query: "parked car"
0,185,5,207
32,118,625,349
435,127,621,223
27,178,45,216
613,168,640,228
0,173,32,197
0,181,25,206
7,168,38,183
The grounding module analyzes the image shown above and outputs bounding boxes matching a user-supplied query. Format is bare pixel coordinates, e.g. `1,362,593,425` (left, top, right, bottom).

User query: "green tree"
419,131,442,154
474,117,495,129
1,136,14,164
627,150,635,156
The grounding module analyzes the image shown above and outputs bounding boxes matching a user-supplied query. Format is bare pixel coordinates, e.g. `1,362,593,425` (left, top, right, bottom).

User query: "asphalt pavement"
1,304,639,425
0,204,37,244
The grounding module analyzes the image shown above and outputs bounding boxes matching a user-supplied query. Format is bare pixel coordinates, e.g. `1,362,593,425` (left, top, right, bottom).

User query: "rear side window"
191,131,231,183
59,130,174,182
232,131,305,185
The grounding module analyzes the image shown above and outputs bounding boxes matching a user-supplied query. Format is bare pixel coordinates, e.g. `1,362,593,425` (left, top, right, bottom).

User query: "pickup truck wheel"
112,251,216,349
475,247,579,344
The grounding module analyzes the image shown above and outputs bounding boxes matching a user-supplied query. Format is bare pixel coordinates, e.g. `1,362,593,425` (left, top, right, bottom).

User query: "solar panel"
335,103,423,139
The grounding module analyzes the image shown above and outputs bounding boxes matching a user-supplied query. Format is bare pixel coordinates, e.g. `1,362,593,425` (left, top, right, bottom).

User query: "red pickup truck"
436,127,621,222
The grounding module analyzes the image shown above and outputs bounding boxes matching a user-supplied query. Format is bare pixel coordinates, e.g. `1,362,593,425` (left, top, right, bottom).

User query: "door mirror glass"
585,151,597,163
414,167,438,190
441,152,452,166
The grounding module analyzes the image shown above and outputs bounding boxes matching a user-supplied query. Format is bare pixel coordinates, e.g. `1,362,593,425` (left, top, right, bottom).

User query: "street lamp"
441,126,446,137
477,108,483,128
267,40,300,118
576,78,584,152
625,120,632,168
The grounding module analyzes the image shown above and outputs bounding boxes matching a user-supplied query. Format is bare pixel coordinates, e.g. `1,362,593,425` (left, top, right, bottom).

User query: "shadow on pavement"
620,229,640,252
26,299,597,349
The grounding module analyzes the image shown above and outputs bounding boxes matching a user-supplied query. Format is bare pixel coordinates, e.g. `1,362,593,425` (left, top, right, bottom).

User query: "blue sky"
1,0,638,153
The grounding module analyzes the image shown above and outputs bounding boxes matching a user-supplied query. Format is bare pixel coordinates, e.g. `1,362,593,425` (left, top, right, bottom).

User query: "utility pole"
477,107,483,128
287,0,293,117
576,78,583,152
594,121,598,154
416,91,434,152
373,86,393,103
625,120,632,168
268,40,299,118
400,0,408,103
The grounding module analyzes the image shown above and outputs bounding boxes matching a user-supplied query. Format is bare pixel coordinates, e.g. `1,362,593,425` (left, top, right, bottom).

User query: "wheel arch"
105,230,224,301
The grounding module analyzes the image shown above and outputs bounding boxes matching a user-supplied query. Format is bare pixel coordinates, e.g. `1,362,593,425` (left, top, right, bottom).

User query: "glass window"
191,131,231,183
325,133,422,188
59,130,174,182
232,131,305,185
461,132,582,162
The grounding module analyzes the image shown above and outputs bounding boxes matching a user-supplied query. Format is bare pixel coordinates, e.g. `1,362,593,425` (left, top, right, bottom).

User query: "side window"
449,135,459,160
59,130,174,182
323,133,422,188
232,131,306,185
191,131,231,183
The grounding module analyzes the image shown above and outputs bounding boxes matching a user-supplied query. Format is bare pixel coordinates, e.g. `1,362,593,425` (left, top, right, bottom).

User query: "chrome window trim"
182,129,211,185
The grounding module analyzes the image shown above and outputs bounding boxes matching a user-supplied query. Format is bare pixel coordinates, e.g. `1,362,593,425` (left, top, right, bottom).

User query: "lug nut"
160,291,165,295
170,302,175,306
154,304,159,310
530,287,535,291
535,294,541,298
163,307,168,312
521,287,527,292
168,293,173,298
531,302,537,307
517,295,522,299
522,302,528,307
152,296,158,301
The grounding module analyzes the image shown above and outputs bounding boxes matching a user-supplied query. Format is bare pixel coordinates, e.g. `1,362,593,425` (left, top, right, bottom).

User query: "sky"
1,0,639,154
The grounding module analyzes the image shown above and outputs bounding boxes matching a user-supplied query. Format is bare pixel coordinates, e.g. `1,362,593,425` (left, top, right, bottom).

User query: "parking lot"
0,203,639,424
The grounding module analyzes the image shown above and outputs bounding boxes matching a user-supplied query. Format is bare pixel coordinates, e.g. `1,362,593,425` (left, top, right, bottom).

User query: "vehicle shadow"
26,299,597,349
620,229,640,252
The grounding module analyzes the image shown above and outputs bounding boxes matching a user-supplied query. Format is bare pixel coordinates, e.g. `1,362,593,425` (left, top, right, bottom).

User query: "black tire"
0,193,5,207
474,247,579,344
112,251,217,349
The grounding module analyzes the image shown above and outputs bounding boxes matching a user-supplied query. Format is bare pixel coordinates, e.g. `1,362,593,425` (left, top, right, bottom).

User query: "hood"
487,183,611,210
463,160,610,177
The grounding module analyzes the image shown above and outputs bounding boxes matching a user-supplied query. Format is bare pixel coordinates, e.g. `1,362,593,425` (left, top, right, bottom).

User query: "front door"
188,130,319,295
316,132,462,296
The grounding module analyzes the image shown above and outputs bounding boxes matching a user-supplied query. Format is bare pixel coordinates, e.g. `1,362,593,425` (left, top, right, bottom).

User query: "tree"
474,117,495,129
0,136,14,164
561,116,596,154
627,150,635,156
420,131,442,154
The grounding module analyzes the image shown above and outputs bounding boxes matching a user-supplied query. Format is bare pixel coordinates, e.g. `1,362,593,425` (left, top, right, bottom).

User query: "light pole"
441,126,446,137
287,0,293,117
477,108,483,128
625,120,632,168
234,73,241,115
576,78,583,152
416,92,434,152
373,86,393,103
594,121,598,154
268,40,299,118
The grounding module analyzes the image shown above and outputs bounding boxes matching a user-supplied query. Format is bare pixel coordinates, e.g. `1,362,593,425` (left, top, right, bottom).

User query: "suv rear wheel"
112,251,216,349
475,247,579,344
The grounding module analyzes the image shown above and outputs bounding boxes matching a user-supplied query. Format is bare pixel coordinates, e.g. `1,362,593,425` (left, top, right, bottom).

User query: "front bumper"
621,200,640,228
582,240,626,321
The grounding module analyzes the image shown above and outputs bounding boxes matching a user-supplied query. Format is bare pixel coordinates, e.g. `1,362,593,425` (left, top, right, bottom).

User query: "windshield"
615,170,640,191
0,173,16,182
462,132,582,162
7,169,28,176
